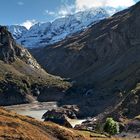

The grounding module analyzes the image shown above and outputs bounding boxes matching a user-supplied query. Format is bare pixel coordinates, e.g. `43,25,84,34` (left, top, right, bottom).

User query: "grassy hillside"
0,107,114,140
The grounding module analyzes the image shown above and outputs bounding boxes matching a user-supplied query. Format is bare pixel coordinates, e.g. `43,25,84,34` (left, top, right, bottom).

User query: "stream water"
4,101,85,127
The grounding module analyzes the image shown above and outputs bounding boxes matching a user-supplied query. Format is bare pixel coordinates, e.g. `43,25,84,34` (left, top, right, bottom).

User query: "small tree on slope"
104,117,119,135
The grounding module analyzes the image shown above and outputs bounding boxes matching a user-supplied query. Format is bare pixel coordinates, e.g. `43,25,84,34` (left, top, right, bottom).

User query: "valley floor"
1,104,139,140
4,101,86,127
0,107,113,140
4,101,58,120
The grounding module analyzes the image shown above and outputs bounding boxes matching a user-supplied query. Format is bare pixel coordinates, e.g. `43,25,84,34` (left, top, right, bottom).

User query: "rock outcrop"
0,26,40,68
0,26,70,105
43,109,73,128
42,105,79,128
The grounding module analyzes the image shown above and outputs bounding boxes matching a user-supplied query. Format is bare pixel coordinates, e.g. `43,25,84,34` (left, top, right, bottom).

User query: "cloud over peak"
75,0,135,10
21,20,36,29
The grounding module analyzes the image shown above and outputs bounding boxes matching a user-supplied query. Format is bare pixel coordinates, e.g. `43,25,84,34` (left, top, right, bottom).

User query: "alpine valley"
1,1,140,140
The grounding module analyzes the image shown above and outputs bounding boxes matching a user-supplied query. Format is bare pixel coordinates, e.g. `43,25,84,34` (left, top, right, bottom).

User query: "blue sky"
0,0,139,29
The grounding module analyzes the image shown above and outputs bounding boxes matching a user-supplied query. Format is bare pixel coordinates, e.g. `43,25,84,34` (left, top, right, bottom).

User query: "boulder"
42,109,73,128
42,105,80,128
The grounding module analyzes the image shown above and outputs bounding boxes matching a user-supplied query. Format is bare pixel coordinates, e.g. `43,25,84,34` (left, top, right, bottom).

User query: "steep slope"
31,2,140,117
81,83,140,138
9,8,114,48
0,26,70,106
0,107,86,140
106,83,140,120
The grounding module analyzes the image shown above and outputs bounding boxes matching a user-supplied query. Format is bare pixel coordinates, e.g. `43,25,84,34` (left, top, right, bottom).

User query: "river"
4,101,85,127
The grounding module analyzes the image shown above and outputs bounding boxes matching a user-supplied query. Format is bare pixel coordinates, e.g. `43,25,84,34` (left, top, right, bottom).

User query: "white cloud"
44,0,136,19
75,0,135,10
106,0,135,7
57,4,75,17
21,20,36,29
17,1,24,6
44,10,55,16
58,9,68,17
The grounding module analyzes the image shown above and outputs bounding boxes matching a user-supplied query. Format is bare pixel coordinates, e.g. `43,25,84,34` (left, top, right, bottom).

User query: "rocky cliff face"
30,2,140,117
0,26,70,106
0,26,40,68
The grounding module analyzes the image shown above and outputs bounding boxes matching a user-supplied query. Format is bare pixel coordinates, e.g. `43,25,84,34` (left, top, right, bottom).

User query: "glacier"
8,7,117,48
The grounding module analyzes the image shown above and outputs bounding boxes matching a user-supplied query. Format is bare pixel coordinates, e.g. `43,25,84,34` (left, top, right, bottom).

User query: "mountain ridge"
0,26,70,106
8,7,117,48
30,1,140,118
7,25,27,39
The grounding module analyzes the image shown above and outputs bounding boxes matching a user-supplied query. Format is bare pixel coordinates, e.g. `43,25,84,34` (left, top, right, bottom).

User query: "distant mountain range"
8,7,117,48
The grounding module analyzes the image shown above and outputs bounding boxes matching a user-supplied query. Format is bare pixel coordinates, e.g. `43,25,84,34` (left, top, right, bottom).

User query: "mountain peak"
8,7,117,48
7,25,28,39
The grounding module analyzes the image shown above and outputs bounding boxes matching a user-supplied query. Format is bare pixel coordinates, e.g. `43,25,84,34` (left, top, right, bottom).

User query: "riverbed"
4,101,85,127
5,101,57,120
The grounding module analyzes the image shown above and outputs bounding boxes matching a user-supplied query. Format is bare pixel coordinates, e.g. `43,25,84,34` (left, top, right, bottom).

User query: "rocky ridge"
0,26,70,106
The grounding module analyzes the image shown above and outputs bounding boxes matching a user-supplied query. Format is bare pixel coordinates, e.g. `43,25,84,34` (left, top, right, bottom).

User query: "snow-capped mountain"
8,7,117,48
8,25,28,39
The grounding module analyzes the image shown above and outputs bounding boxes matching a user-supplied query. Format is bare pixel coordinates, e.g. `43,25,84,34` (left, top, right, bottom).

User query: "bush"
104,118,119,135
